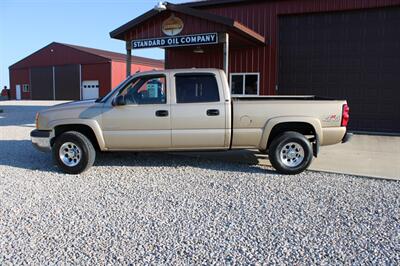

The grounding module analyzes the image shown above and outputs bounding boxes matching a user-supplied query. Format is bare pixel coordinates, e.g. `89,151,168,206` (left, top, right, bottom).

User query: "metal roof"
109,2,265,45
60,43,164,66
181,0,261,8
9,42,164,69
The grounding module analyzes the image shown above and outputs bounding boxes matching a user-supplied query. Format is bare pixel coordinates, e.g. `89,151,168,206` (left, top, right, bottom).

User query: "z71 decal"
322,114,340,122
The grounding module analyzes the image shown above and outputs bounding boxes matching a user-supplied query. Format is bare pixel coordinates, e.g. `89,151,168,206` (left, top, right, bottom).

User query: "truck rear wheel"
268,131,313,175
52,131,96,174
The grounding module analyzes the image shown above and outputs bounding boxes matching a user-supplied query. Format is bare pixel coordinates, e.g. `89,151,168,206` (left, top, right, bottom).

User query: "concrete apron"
175,135,400,181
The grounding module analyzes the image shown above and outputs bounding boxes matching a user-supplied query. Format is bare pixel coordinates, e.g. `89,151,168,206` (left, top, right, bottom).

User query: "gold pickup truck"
31,68,351,175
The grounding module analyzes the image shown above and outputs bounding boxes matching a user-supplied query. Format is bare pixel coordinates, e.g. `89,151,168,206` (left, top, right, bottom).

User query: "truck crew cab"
31,69,351,175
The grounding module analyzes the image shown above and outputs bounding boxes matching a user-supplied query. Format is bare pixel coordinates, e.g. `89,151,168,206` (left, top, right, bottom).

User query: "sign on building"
162,14,184,36
132,33,218,49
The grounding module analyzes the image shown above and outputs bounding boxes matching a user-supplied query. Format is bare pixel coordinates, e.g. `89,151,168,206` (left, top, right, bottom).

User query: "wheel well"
52,124,100,150
266,122,316,150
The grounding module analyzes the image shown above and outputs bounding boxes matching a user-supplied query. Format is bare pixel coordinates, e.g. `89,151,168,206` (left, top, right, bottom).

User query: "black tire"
52,131,96,174
268,131,313,175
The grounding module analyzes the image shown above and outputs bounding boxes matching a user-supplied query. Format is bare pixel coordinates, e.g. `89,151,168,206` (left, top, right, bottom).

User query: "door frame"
15,84,21,100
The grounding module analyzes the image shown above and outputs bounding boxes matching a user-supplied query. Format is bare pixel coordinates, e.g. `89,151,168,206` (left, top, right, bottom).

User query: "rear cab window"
175,73,220,103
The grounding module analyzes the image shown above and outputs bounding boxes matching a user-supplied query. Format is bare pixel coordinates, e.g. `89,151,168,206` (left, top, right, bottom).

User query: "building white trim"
229,72,260,96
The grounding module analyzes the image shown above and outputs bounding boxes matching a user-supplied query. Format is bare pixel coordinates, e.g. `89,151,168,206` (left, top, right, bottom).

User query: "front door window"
119,75,166,105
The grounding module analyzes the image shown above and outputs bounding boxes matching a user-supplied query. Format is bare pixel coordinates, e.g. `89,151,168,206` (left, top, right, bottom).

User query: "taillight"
341,104,349,127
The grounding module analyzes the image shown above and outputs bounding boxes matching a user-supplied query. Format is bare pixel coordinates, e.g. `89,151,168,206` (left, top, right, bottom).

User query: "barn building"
9,42,164,101
110,0,400,133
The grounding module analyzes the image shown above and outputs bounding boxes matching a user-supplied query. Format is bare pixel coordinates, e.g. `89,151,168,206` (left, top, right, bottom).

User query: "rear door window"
175,74,220,103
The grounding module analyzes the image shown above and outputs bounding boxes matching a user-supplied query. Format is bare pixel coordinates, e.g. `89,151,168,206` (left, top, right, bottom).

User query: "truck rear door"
170,73,228,149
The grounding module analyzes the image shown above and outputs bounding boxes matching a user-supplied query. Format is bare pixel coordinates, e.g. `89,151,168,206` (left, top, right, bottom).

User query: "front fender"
48,119,106,150
259,116,323,149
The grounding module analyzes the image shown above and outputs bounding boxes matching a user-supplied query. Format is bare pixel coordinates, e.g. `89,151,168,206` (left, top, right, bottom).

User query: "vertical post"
52,66,56,100
79,64,82,100
222,33,229,76
126,41,132,77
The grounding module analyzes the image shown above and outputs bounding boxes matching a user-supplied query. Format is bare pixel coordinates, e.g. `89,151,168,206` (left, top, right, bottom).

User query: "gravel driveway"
0,101,399,264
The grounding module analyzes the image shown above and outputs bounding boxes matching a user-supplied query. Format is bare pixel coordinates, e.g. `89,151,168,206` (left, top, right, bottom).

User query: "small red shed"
9,42,164,100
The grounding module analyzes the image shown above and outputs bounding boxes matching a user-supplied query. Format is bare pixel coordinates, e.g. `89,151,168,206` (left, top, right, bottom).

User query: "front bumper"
31,129,53,152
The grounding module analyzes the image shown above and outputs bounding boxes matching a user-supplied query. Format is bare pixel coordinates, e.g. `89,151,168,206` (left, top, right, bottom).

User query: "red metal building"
9,42,164,101
110,0,400,133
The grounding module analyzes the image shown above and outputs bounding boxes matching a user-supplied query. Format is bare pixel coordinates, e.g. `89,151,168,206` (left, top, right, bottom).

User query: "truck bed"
231,97,347,148
232,95,335,101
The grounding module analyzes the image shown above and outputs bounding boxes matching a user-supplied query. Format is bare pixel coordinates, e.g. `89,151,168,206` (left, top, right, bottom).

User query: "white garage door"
82,80,99,100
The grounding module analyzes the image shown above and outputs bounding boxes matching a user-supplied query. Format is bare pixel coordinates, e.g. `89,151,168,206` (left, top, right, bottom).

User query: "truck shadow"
0,140,56,172
94,151,275,175
0,140,275,175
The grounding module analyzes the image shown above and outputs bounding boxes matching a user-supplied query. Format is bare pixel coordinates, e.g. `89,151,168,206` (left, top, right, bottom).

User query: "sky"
0,0,190,88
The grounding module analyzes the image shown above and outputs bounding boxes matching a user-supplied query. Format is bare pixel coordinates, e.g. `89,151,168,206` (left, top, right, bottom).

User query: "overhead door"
30,67,54,100
82,80,99,100
55,65,80,100
278,7,400,133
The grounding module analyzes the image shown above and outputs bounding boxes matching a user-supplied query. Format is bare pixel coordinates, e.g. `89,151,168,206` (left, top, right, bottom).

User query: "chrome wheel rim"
59,142,81,167
280,142,304,167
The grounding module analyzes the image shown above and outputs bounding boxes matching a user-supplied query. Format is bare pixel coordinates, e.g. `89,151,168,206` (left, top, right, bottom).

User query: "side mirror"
113,95,126,106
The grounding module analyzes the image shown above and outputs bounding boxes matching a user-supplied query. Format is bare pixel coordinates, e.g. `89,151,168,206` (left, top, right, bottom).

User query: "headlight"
35,112,39,129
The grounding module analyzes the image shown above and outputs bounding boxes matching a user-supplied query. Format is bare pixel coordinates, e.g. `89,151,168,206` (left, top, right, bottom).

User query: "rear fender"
259,116,323,151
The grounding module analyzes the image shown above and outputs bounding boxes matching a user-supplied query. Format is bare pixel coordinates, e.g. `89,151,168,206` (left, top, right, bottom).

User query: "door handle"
155,110,169,117
206,109,220,116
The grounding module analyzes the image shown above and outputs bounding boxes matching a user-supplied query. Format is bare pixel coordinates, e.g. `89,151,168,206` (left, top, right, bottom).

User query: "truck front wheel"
52,131,96,174
268,131,313,175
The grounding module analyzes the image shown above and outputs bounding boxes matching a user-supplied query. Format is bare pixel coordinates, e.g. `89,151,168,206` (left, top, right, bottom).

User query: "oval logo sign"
162,14,184,36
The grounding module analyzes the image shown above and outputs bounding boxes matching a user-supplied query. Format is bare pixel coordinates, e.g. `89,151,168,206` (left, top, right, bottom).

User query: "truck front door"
171,73,228,149
101,74,171,150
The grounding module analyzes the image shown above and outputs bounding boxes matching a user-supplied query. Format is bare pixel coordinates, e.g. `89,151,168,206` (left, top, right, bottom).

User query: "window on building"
230,73,259,96
120,75,166,105
22,84,30,92
175,74,220,103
